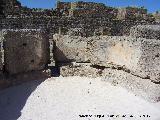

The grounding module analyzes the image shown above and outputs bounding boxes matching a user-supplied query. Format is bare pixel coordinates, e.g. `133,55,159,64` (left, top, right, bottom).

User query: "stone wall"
117,6,147,20
87,36,160,82
57,25,160,102
1,0,160,103
53,34,88,63
52,25,160,83
2,29,49,74
1,0,22,17
130,25,160,39
153,12,160,22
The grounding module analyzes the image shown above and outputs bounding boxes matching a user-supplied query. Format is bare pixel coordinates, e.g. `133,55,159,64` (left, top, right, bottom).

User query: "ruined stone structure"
2,29,49,74
0,0,160,102
152,11,160,22
117,6,147,20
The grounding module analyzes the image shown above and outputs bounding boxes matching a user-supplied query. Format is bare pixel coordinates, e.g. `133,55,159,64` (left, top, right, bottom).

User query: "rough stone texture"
130,25,160,39
53,34,88,63
60,63,160,102
88,36,160,82
102,68,160,102
117,7,147,20
0,32,4,71
152,12,160,22
3,29,49,74
67,28,85,36
60,63,103,78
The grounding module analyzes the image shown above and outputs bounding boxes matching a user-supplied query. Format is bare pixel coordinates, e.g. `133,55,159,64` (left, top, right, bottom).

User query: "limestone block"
88,36,160,82
53,34,88,63
3,29,49,74
130,25,160,39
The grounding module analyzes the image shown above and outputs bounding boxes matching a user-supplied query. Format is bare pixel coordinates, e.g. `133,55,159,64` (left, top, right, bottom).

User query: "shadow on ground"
0,71,48,120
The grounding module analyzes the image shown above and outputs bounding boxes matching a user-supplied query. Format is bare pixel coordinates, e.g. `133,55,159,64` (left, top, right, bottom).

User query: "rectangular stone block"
88,36,160,82
53,34,89,63
3,29,49,74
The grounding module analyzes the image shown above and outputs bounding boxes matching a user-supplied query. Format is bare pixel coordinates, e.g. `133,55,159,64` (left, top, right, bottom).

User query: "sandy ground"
0,76,160,120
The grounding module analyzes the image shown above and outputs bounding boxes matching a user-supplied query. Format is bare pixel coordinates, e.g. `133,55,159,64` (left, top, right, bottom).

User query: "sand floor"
0,76,160,120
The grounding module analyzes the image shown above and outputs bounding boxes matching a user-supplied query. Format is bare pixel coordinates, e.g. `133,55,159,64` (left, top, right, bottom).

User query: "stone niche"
3,29,49,74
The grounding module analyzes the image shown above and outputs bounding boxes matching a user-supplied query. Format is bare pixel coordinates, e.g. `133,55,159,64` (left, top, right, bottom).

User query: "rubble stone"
60,63,103,78
130,25,160,39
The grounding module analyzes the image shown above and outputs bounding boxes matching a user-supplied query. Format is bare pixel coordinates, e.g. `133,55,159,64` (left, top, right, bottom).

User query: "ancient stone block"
88,36,160,82
130,25,160,39
3,29,49,74
53,34,88,63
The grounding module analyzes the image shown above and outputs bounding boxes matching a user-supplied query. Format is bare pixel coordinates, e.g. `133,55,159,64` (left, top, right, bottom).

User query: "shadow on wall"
0,72,48,120
54,46,74,63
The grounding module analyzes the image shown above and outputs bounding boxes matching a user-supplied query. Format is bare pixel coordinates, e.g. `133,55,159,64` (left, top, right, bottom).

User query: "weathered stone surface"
102,68,160,102
0,31,4,71
88,36,160,82
67,28,85,36
60,62,160,102
3,29,49,74
53,34,89,63
60,63,103,78
130,25,160,39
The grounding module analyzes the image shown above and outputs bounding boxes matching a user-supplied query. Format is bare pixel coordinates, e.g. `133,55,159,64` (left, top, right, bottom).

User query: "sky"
18,0,160,13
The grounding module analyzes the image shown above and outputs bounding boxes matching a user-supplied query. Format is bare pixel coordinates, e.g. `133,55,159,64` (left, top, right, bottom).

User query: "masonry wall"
117,7,147,20
3,29,49,74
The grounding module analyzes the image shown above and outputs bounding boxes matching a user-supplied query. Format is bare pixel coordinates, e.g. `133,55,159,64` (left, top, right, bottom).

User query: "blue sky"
19,0,160,13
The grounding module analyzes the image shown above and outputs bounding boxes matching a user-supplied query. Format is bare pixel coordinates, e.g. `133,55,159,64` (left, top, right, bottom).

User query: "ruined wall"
2,29,49,74
117,7,147,20
0,0,160,103
1,0,22,17
54,32,160,83
130,25,160,39
57,25,160,102
53,34,88,63
1,16,154,38
153,12,160,22
0,0,157,38
88,36,160,82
